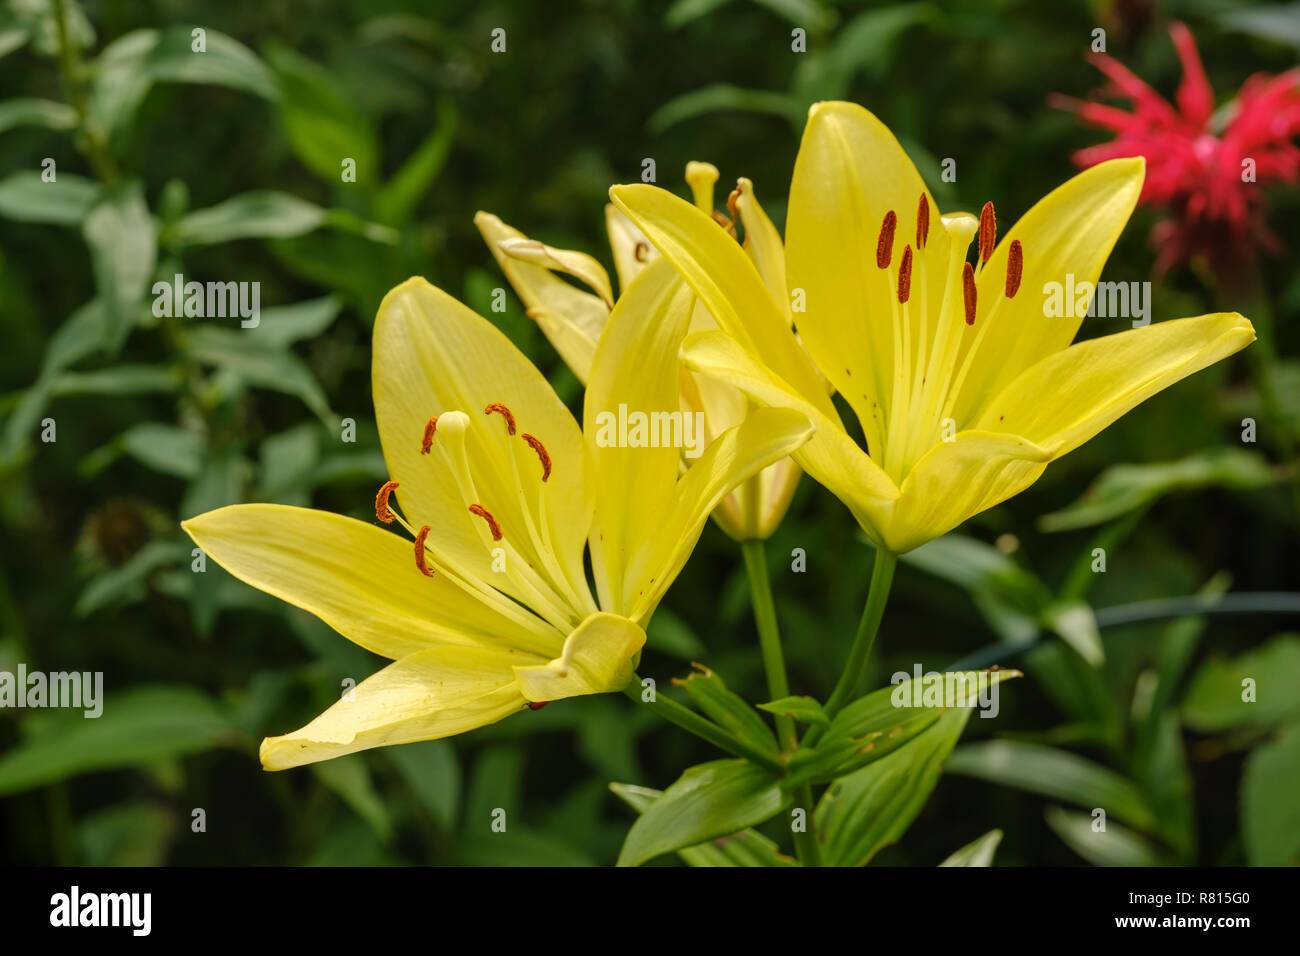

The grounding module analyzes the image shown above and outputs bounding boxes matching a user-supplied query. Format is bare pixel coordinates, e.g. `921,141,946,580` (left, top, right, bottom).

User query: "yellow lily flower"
475,163,804,539
182,266,813,770
610,101,1256,554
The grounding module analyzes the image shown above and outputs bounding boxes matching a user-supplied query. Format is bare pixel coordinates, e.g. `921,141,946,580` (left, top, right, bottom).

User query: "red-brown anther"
634,241,649,262
916,194,930,249
962,262,977,326
528,701,549,711
710,210,736,236
897,245,913,304
484,402,517,435
375,480,399,524
420,417,438,455
521,433,552,482
978,201,996,263
876,210,897,269
1005,240,1024,298
414,525,436,577
468,504,503,541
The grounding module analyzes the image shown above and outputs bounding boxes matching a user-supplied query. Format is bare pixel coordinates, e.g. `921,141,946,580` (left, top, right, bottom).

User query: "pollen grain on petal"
963,262,978,326
528,701,549,711
521,433,552,482
469,504,503,541
375,480,400,524
876,210,897,269
634,241,650,262
916,193,930,249
897,245,913,304
978,201,996,263
1006,240,1024,298
420,417,439,455
484,402,517,435
414,525,436,577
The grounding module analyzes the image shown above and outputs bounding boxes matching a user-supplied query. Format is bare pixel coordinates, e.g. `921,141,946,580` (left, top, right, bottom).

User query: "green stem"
52,0,120,187
624,677,785,776
805,548,898,746
739,538,821,864
740,538,796,750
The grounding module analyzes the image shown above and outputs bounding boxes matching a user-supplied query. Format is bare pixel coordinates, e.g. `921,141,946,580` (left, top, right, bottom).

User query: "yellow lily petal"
475,211,608,382
374,278,592,611
624,406,815,621
513,612,646,702
583,258,696,613
609,182,832,416
887,432,1053,553
260,645,531,770
732,177,789,321
182,504,560,659
948,157,1145,424
496,236,615,309
785,101,952,441
977,312,1256,457
605,202,657,293
683,328,899,513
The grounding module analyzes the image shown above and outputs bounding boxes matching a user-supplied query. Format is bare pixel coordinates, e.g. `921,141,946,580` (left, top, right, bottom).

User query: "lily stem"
739,538,820,865
625,676,785,776
805,547,898,747
740,539,797,750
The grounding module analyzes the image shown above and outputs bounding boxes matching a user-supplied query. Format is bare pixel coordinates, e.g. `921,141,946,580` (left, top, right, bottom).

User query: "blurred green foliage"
0,0,1297,865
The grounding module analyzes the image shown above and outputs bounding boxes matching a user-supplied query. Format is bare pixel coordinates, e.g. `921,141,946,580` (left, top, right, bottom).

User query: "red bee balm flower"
1053,22,1300,278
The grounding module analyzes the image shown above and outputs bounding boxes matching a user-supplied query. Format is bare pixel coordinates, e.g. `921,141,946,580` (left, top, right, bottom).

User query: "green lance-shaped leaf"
82,181,157,351
0,98,77,134
1181,633,1300,732
1043,806,1170,866
0,171,101,225
1038,447,1278,532
938,828,1003,867
611,783,797,867
1242,721,1300,866
90,26,277,139
616,760,784,867
673,664,779,757
0,685,238,796
787,669,1021,785
945,740,1158,834
758,695,829,728
815,706,973,866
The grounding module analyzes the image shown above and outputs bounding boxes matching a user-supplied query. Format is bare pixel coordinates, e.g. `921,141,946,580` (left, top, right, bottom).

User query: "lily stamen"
1006,240,1024,298
897,245,913,304
521,433,552,482
963,262,978,325
484,402,517,435
420,417,438,455
978,201,996,264
876,210,897,269
413,525,436,577
916,194,930,249
468,503,503,541
375,480,400,524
